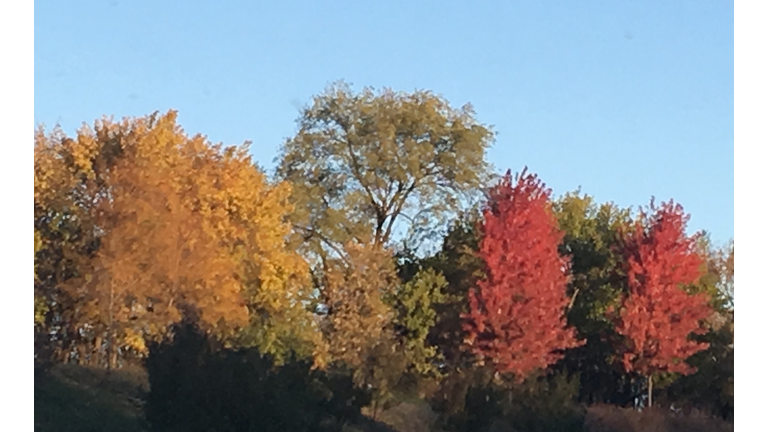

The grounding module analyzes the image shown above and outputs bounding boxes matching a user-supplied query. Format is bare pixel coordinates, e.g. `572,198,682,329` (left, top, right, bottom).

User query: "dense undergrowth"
35,324,733,432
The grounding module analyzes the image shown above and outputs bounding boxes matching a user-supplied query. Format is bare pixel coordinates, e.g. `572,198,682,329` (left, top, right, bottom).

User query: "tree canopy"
33,100,733,428
464,169,582,380
276,82,494,258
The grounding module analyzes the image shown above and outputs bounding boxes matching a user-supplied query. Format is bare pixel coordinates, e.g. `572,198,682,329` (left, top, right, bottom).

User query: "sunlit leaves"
322,242,397,370
34,111,318,363
390,267,448,376
277,81,494,257
464,169,583,380
615,199,712,378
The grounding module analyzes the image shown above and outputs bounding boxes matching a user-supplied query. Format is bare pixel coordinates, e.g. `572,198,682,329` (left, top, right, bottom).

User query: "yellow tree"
35,111,321,367
34,125,109,362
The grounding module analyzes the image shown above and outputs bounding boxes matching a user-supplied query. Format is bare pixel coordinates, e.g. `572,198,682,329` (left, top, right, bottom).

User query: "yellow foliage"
122,328,148,355
34,111,320,360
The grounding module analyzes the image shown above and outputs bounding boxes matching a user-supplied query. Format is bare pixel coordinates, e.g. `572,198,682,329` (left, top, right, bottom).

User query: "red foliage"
464,168,582,379
615,199,712,377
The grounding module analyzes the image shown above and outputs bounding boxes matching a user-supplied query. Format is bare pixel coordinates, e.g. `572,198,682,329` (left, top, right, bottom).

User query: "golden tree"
35,111,320,367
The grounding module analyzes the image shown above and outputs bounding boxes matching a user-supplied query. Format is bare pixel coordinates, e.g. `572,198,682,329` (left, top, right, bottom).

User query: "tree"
551,191,636,405
424,211,486,371
34,124,114,363
694,236,734,312
321,242,397,370
34,111,320,367
464,169,582,380
69,140,250,369
276,81,494,259
388,266,448,377
34,229,48,327
320,242,406,418
653,238,733,418
613,199,713,407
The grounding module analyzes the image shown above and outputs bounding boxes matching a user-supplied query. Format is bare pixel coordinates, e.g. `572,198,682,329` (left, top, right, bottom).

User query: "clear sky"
34,0,734,244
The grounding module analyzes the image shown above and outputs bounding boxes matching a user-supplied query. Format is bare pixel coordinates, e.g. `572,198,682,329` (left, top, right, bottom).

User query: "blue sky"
34,0,734,244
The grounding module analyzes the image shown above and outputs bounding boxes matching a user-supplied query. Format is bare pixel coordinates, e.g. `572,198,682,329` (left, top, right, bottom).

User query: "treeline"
34,82,734,431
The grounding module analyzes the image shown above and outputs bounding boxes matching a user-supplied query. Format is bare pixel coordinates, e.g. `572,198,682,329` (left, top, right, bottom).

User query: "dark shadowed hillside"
35,364,149,432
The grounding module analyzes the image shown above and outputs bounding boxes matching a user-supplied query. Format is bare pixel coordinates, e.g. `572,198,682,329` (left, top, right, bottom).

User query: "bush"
499,372,586,432
432,369,585,432
429,367,503,432
374,401,440,432
145,321,370,432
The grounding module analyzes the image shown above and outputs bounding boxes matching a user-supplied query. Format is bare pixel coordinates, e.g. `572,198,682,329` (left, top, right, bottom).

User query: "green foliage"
690,234,734,313
389,267,448,377
429,366,501,432
665,310,734,420
552,191,636,405
553,190,631,335
276,81,494,257
451,384,505,432
34,230,48,326
423,212,485,369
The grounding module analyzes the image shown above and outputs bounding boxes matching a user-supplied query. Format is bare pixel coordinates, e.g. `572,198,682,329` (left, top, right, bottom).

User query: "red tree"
615,199,712,407
464,169,582,380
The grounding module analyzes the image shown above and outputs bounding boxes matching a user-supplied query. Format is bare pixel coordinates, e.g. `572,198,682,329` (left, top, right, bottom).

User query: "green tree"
389,266,448,377
419,212,489,418
423,211,485,370
551,190,635,405
276,81,494,259
276,82,494,409
692,234,733,312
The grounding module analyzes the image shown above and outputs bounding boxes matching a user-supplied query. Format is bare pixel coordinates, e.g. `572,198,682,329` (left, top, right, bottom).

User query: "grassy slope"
35,364,149,432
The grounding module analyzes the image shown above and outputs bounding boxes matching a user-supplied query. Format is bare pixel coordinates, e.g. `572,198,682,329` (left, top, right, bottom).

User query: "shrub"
145,321,370,432
432,369,585,432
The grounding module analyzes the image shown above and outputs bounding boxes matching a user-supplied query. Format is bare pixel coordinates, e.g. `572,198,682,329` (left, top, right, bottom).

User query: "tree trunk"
93,335,103,367
372,396,379,422
77,343,88,365
647,375,653,408
109,347,118,371
106,327,117,372
107,280,116,373
56,347,69,364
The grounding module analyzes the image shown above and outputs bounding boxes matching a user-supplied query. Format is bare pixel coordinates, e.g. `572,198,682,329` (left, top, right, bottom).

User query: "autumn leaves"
35,83,722,410
613,201,714,406
34,112,317,367
463,171,714,404
464,170,583,380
